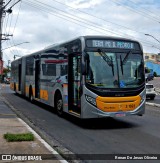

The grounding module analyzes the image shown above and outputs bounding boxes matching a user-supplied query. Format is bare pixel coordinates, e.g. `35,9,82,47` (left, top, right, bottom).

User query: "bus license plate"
115,113,126,117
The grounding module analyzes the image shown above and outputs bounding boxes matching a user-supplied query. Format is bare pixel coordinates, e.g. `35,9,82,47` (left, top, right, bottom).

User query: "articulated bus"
10,36,145,118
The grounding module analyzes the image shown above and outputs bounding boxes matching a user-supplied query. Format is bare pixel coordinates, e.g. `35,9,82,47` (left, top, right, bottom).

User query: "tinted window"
42,64,56,76
146,85,153,89
26,57,34,75
47,64,56,76
61,65,68,76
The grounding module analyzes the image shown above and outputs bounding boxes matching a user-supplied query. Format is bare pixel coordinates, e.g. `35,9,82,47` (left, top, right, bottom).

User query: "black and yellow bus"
10,36,145,118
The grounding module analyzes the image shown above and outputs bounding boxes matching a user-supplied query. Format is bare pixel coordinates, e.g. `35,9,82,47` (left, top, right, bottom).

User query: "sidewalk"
0,91,67,162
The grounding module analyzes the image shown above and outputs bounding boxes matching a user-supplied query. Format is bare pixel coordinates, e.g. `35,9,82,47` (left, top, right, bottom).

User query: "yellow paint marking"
96,95,141,112
40,89,48,101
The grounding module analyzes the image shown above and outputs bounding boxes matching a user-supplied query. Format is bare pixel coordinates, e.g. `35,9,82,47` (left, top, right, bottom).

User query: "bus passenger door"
68,54,81,115
35,60,40,98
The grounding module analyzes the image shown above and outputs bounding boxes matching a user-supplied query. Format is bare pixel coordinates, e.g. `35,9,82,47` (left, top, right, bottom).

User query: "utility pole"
0,0,4,81
8,60,10,70
0,0,22,82
0,0,4,60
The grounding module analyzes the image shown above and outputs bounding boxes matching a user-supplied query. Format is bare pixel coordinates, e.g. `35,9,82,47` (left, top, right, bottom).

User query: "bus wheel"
56,94,63,116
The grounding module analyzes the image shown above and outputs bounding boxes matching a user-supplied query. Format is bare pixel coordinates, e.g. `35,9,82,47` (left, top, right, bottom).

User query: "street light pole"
2,41,29,51
145,34,160,44
14,54,21,60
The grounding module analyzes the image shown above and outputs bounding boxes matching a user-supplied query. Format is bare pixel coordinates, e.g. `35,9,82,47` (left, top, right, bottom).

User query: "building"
144,53,160,76
144,53,160,63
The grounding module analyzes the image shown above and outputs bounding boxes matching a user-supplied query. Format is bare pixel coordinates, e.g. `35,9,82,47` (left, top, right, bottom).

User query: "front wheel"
56,94,63,116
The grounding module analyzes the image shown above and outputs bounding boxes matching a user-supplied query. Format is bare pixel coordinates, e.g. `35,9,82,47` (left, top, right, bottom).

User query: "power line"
6,8,13,35
126,0,160,20
1,0,23,61
23,0,160,48
6,0,16,35
1,0,12,9
8,0,21,9
10,37,21,56
50,0,146,35
50,0,160,47
11,0,21,35
24,0,130,37
33,0,160,47
110,0,160,23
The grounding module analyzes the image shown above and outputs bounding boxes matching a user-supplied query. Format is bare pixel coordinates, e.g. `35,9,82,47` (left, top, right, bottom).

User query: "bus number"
126,104,135,109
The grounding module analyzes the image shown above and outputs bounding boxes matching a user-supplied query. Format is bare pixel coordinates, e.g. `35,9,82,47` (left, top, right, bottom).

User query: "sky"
2,0,160,67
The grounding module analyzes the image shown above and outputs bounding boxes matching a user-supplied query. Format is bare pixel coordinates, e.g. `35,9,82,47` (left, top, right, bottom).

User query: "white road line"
146,102,160,108
18,118,68,163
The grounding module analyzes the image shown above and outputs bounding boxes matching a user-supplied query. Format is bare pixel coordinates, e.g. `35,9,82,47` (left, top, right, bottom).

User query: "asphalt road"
146,95,160,104
146,77,160,104
147,77,160,89
1,85,160,162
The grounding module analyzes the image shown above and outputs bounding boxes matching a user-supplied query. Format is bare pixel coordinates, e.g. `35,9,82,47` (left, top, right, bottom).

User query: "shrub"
153,72,157,77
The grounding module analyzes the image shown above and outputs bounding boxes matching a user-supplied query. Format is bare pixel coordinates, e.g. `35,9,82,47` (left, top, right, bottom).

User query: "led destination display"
86,40,136,49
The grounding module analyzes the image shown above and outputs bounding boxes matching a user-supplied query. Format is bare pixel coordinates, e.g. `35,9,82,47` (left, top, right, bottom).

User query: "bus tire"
29,87,34,103
55,93,63,116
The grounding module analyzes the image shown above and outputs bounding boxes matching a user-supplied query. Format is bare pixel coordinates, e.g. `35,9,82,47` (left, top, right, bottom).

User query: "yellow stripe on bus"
40,89,48,101
25,86,29,95
96,95,141,112
16,84,18,91
10,83,14,90
25,87,48,101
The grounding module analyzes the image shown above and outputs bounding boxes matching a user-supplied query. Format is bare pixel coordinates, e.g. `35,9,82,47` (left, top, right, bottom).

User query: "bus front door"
68,54,81,115
35,60,40,98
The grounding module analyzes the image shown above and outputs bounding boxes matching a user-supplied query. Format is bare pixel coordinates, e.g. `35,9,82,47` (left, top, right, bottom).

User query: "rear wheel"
56,93,63,116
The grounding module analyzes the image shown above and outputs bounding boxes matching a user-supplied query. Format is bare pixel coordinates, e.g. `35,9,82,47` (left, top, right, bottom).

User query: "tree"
3,67,10,75
153,71,157,77
145,67,150,73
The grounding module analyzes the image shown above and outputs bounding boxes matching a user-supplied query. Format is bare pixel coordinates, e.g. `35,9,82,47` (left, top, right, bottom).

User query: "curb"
0,94,68,163
18,118,68,163
1,94,80,163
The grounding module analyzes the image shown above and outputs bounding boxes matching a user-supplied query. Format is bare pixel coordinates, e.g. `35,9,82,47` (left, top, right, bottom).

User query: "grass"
4,132,34,142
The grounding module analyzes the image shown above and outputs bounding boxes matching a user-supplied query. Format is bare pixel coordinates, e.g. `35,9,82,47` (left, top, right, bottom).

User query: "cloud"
2,0,160,65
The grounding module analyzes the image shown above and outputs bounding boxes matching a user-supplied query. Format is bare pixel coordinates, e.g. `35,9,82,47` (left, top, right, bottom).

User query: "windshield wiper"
120,55,123,75
97,49,114,76
123,51,132,65
120,51,132,75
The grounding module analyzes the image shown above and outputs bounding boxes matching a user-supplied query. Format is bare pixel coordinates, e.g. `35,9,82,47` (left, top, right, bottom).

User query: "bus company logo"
2,155,11,161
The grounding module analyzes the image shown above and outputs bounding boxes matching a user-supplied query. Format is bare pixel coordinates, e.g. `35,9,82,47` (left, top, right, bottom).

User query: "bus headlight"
85,95,97,107
140,91,146,104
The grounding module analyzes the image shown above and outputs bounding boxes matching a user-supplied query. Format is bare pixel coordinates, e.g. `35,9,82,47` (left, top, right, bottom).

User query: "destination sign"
86,40,135,49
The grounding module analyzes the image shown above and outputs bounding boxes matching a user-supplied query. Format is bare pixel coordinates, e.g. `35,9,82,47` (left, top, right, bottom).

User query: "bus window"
85,51,144,88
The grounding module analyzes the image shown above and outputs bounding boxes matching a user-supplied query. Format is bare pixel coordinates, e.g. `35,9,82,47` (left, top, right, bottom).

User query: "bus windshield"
85,51,144,89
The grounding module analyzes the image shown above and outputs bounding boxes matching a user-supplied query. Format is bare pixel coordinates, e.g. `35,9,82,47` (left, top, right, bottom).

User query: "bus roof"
12,35,142,61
